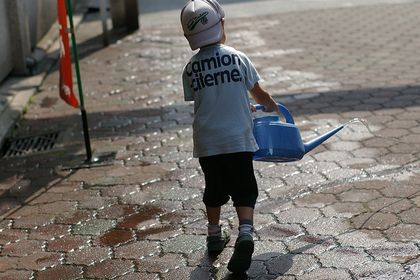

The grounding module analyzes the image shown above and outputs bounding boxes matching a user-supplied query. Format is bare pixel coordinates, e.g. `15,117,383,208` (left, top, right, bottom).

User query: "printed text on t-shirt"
185,53,242,92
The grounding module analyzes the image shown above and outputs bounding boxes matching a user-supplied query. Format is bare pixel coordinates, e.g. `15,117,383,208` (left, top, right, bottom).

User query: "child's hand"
250,82,280,114
263,102,280,114
250,104,257,112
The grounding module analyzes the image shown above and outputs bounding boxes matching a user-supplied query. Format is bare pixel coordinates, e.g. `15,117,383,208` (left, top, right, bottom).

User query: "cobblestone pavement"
1,2,420,279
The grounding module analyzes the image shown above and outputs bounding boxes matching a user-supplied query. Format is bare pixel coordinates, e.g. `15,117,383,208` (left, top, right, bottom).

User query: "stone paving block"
35,265,83,280
375,128,410,138
351,261,406,279
161,234,206,254
385,224,420,242
55,209,95,225
12,213,56,229
399,207,420,224
28,223,70,240
294,193,337,208
298,267,352,280
78,196,119,210
114,240,160,260
47,235,90,252
266,253,318,276
336,230,387,248
137,224,182,241
319,247,371,269
367,242,419,263
266,184,308,200
96,228,135,247
84,259,135,279
323,167,365,182
15,251,62,270
118,190,157,205
367,197,413,214
412,195,420,207
275,207,322,225
100,184,141,198
378,153,416,166
117,272,159,280
327,140,361,151
351,180,393,190
0,228,27,245
57,189,101,205
137,253,185,274
296,161,340,174
161,266,198,280
28,192,64,205
340,157,376,169
96,204,137,219
338,189,382,203
160,209,205,225
352,147,389,158
72,219,115,236
1,239,44,257
0,256,17,272
186,266,214,280
0,269,33,280
322,201,367,218
257,223,304,241
351,212,400,230
142,146,178,158
159,187,201,201
305,216,351,236
380,184,419,198
284,172,326,188
389,142,420,154
66,246,110,266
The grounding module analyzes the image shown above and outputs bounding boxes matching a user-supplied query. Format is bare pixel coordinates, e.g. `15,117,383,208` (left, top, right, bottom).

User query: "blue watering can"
253,103,345,162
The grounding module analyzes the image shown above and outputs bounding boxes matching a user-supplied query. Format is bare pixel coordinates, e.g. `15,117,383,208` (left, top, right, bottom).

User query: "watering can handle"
254,103,295,124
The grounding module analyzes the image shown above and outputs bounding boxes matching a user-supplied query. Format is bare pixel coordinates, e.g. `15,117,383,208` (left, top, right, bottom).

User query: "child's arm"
250,82,279,113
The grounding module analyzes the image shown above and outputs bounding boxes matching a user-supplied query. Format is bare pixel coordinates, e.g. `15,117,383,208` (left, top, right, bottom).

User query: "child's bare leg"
236,206,253,222
206,206,221,225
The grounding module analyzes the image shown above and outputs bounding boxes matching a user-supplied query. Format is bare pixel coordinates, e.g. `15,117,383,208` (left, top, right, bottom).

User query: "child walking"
180,0,279,274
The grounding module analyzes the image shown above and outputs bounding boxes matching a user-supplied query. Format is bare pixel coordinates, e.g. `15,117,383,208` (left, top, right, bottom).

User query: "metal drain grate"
1,131,60,158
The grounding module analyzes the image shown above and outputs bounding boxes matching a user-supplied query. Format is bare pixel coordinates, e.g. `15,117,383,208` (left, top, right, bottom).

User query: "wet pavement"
1,1,420,279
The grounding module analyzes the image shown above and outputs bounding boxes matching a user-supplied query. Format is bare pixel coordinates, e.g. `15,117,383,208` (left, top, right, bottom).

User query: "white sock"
238,223,253,237
208,224,221,237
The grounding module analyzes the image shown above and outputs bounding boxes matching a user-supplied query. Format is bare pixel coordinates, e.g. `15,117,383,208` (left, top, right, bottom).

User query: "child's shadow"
190,244,316,280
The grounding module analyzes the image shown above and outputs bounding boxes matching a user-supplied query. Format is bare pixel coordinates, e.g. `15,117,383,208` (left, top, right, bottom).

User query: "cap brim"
185,21,223,50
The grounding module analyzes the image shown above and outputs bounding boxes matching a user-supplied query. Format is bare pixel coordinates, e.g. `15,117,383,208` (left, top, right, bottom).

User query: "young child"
180,0,279,274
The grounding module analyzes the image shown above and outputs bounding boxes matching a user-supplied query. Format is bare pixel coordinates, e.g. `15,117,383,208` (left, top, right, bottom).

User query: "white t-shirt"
182,44,260,158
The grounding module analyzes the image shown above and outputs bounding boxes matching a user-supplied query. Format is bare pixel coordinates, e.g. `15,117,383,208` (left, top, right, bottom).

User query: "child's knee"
203,191,230,207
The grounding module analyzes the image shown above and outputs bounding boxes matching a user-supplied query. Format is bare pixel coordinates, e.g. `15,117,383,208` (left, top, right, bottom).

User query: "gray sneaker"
207,230,230,254
227,234,254,273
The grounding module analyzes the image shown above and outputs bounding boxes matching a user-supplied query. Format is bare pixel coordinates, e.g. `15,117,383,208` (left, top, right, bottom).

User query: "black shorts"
198,152,258,208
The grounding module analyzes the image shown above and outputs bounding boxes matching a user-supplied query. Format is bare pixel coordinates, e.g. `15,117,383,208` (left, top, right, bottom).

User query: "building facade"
0,0,57,81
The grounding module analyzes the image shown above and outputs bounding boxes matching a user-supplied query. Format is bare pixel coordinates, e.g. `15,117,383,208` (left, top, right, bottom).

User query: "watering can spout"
303,124,345,154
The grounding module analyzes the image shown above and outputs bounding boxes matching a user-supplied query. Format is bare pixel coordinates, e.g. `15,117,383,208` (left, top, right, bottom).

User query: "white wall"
23,0,58,48
0,1,13,81
0,0,57,81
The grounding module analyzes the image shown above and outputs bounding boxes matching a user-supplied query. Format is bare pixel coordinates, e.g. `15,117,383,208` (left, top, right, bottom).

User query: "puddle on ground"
117,204,163,229
137,224,174,240
98,204,182,246
99,229,134,246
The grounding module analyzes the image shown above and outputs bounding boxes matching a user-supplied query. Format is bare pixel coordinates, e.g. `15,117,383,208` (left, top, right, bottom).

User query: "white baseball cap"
180,0,225,50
